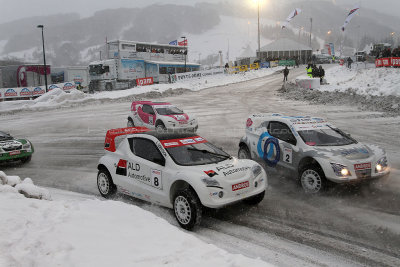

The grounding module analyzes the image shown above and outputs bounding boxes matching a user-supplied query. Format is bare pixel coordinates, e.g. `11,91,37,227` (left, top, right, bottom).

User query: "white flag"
282,8,302,29
341,5,360,32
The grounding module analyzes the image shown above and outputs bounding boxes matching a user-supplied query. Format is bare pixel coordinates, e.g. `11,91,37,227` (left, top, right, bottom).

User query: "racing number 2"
151,169,162,189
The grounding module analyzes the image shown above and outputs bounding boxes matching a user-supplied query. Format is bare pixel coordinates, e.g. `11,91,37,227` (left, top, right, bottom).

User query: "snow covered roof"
260,38,312,52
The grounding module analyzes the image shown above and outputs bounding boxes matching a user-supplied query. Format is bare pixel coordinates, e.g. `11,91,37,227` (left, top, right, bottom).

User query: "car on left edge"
97,127,267,230
0,131,34,164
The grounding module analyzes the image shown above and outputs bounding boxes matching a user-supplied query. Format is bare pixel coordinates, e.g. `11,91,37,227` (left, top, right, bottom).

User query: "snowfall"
0,171,270,267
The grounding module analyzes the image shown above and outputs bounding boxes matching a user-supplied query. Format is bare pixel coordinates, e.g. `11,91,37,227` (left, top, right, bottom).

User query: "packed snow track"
2,68,400,266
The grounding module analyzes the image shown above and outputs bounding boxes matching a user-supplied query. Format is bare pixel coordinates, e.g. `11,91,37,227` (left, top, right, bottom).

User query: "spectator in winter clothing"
306,64,313,78
312,65,318,78
347,57,353,69
283,66,289,82
318,65,325,84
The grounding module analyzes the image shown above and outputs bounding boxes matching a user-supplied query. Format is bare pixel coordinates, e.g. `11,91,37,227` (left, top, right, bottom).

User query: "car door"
138,104,156,126
124,137,169,204
267,121,297,172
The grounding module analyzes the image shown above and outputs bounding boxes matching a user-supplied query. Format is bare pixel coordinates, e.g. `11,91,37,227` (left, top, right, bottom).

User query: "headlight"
252,164,262,177
23,142,31,149
201,177,220,187
375,156,388,173
331,163,351,177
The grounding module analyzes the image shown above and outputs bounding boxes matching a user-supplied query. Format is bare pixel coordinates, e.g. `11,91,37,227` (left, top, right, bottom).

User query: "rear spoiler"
104,127,150,152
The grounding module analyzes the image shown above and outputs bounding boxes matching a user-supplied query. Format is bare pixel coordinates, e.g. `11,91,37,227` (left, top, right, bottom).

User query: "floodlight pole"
37,25,48,93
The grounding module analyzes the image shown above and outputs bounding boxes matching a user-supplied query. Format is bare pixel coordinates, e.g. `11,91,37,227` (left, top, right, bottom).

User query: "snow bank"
0,68,281,114
0,186,270,267
316,65,400,96
0,171,51,200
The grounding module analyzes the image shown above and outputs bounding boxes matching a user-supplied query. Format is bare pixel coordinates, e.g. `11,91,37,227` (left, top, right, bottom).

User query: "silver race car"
239,114,390,193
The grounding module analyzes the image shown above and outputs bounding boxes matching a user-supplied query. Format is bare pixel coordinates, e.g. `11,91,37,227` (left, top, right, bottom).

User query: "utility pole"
37,25,48,93
257,1,261,61
181,36,187,72
309,18,313,49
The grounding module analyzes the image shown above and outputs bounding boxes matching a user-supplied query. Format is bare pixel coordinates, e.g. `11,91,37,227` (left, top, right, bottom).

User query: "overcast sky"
0,0,399,24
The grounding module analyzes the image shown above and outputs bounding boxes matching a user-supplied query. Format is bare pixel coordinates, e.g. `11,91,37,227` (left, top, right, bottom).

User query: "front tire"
243,191,265,205
21,155,32,163
156,121,166,132
97,169,117,198
173,188,202,230
238,145,251,159
300,165,327,194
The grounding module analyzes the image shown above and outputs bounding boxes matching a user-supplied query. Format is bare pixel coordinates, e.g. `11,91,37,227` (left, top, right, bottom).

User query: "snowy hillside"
0,172,270,267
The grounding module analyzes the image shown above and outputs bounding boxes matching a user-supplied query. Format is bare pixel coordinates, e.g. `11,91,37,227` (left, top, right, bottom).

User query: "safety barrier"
0,82,76,100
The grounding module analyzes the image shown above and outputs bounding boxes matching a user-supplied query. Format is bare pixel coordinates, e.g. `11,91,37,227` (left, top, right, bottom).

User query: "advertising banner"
250,63,260,70
376,58,398,67
279,60,296,66
239,65,248,72
270,61,279,67
391,57,400,67
137,77,154,86
0,82,76,100
260,62,270,68
171,69,225,82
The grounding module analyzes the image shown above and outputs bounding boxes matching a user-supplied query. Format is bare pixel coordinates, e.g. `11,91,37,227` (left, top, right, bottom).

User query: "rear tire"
97,168,117,198
300,165,327,194
173,188,202,230
238,145,251,159
156,121,166,132
243,191,265,205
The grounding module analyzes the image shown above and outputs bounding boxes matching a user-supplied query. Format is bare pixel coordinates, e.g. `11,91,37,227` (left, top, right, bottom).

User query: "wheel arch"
298,156,324,175
169,179,200,205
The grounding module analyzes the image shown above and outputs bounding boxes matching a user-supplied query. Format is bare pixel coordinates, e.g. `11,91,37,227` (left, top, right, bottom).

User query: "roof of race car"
131,130,199,141
0,131,12,138
249,113,334,131
131,101,171,106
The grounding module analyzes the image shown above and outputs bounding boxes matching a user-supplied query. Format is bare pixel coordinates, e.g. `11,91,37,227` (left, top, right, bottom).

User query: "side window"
130,138,165,166
142,104,155,115
268,121,297,145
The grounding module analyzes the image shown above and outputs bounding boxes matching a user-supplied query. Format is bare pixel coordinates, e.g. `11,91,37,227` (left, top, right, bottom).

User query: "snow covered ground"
314,64,400,96
0,171,270,267
0,67,283,114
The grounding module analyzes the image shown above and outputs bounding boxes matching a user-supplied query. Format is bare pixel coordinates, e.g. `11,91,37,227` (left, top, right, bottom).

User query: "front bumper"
0,150,33,161
326,169,390,184
199,172,267,209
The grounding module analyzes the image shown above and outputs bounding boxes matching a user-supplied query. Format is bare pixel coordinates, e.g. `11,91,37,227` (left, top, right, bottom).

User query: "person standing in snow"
347,57,353,69
318,65,325,84
283,66,289,82
306,64,313,78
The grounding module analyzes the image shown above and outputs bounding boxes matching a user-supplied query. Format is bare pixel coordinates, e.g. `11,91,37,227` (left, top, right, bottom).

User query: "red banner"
376,57,400,67
178,39,188,46
136,77,154,86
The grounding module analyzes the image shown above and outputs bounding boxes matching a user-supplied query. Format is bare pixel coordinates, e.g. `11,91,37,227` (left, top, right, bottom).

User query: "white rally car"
238,114,390,194
97,127,267,230
127,101,198,132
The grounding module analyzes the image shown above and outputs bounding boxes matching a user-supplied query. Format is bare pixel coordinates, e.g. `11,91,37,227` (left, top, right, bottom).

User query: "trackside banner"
375,57,400,67
171,69,225,82
0,82,76,100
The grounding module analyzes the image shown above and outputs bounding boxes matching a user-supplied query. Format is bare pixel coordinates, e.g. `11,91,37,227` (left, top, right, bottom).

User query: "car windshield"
166,142,230,166
298,127,356,146
156,106,184,115
0,131,12,140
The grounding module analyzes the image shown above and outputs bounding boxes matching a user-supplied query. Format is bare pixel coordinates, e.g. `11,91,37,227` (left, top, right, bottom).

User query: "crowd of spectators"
376,47,400,58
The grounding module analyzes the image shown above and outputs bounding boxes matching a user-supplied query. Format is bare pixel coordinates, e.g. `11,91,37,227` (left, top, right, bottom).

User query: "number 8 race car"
238,114,390,194
97,127,267,230
127,101,198,132
0,131,34,164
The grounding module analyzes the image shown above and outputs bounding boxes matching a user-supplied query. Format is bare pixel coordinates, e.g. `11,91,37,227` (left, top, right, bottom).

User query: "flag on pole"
281,8,302,29
169,40,178,45
341,5,360,32
178,39,188,46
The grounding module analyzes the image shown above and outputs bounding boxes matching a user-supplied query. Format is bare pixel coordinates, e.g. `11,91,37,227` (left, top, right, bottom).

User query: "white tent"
258,38,312,63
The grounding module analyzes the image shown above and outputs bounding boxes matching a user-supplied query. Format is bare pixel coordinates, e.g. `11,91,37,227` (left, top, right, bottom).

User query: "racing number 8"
154,177,159,187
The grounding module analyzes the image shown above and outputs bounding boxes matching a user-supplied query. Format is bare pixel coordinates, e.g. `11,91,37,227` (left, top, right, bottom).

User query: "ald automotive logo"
5,89,17,97
63,82,75,90
257,132,281,167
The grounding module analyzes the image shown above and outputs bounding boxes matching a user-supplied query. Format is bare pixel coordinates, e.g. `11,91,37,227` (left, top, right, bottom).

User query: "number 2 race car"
0,131,34,164
127,101,198,132
97,127,267,230
239,114,390,194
